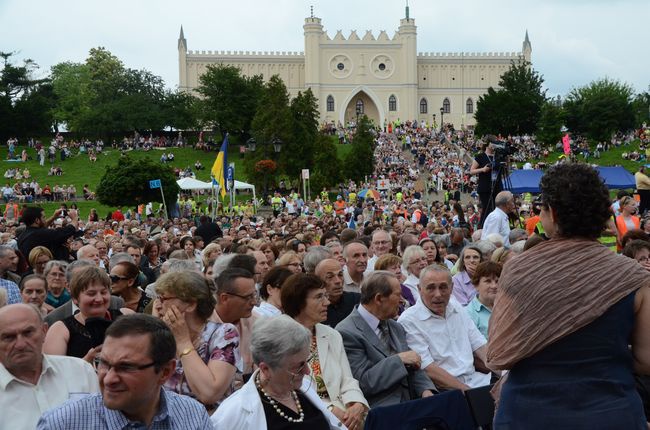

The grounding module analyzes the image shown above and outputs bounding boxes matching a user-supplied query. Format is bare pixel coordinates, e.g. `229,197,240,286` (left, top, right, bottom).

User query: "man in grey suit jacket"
336,271,436,407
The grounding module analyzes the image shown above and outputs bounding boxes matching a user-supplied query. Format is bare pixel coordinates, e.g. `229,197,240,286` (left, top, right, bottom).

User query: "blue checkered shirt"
36,389,213,430
0,278,21,304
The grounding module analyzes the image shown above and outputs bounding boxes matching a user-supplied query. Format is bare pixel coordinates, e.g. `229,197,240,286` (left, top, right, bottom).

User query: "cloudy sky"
1,0,648,97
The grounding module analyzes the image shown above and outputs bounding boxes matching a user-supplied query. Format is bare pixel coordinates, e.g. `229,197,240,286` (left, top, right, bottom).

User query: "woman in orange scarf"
488,164,650,429
616,195,641,250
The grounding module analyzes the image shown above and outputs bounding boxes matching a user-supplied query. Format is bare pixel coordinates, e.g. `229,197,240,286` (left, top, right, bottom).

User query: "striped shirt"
37,389,213,430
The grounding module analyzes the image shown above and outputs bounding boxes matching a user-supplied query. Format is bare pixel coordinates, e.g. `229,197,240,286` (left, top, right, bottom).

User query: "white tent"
218,180,257,204
176,177,213,190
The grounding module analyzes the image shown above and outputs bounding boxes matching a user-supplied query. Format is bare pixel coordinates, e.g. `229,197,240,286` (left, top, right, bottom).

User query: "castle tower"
178,26,188,90
304,12,324,101
396,4,417,120
522,30,532,62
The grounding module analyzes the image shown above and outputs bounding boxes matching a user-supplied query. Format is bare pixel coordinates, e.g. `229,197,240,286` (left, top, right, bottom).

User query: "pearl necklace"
256,373,305,423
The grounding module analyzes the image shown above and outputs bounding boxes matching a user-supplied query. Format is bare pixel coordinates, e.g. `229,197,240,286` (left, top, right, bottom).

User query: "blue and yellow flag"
211,135,229,198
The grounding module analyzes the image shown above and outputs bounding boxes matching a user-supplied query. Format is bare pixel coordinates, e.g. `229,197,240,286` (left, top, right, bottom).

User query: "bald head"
495,191,514,208
315,258,344,301
77,245,100,266
0,304,46,375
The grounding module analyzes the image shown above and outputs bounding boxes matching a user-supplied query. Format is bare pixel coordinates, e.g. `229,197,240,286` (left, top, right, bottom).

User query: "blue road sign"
149,179,161,189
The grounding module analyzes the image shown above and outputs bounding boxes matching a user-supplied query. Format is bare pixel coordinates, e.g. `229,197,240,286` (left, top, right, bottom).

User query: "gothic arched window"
355,99,364,114
389,95,397,111
326,95,335,112
466,98,474,114
419,98,428,114
443,98,451,113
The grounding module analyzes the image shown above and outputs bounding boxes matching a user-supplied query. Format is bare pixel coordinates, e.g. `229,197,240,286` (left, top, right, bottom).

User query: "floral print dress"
164,321,241,410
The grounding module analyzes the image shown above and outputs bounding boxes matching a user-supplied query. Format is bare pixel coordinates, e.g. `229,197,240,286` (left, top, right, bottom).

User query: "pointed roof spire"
179,25,185,41
178,25,187,51
405,0,410,21
525,29,530,44
310,5,314,18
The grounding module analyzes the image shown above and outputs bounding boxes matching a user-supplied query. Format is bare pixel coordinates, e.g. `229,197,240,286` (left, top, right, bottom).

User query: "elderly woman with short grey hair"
212,315,347,430
401,245,428,302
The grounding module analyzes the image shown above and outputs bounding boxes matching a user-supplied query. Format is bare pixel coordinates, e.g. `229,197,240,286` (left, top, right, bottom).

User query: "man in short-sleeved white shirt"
480,191,515,248
0,304,99,430
397,266,490,391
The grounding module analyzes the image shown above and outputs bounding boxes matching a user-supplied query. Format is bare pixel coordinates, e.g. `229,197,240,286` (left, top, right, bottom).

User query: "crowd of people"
1,122,650,429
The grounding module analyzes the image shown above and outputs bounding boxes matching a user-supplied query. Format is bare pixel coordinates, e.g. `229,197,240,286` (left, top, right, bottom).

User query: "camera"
485,135,517,163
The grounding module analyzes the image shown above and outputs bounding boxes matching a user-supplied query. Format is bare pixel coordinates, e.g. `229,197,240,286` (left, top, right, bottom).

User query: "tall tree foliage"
536,101,565,146
51,47,180,137
286,88,319,177
563,78,635,142
197,64,263,139
96,155,179,209
475,60,546,136
0,52,55,139
344,116,375,181
632,86,650,127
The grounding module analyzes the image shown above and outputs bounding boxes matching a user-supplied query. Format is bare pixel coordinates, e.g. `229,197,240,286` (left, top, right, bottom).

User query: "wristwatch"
179,347,194,358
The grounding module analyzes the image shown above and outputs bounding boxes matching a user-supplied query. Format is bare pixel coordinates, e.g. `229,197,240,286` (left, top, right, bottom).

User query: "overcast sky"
1,0,648,98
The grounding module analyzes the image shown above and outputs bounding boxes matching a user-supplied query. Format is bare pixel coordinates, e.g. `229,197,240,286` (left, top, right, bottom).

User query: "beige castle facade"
178,10,532,128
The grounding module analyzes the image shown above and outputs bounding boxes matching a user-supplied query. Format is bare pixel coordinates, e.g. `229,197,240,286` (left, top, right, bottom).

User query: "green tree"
286,88,320,177
246,75,293,189
632,86,650,127
311,134,342,191
475,60,546,136
0,52,54,139
51,48,178,137
163,90,200,131
344,116,375,181
536,101,565,146
197,64,263,138
96,155,179,211
564,78,635,142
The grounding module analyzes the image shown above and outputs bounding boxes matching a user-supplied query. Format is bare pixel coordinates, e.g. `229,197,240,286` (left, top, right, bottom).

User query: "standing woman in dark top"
43,265,133,363
469,140,502,228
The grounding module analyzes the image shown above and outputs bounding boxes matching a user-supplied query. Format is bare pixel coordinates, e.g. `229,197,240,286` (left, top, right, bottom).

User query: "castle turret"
522,30,532,62
178,26,188,91
397,4,417,120
304,12,324,98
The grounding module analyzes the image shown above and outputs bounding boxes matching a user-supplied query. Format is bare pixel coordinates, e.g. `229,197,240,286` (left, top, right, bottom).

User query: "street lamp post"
356,104,362,129
439,107,445,132
432,113,436,130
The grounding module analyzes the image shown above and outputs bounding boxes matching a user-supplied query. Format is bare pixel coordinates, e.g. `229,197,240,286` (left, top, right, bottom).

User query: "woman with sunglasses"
213,315,348,429
154,270,240,413
281,273,368,430
109,261,150,313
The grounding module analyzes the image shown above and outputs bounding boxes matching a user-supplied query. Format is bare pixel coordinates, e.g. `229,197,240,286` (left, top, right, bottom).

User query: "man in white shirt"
342,240,368,293
0,304,99,430
480,191,515,247
398,265,491,391
365,229,392,273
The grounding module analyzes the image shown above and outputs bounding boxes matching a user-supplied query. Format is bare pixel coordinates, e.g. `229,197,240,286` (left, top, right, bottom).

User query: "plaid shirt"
0,278,21,305
37,389,213,430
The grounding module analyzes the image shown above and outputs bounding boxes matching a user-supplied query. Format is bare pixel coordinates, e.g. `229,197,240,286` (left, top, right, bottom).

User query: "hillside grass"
0,138,353,217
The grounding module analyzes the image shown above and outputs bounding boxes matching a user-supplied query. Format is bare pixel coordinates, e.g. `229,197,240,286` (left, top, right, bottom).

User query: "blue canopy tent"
502,169,544,194
595,166,636,190
503,166,636,194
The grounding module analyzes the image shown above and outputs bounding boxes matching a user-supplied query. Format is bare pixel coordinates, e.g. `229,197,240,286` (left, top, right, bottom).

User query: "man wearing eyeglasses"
366,229,392,273
37,314,211,429
212,268,257,382
0,304,98,430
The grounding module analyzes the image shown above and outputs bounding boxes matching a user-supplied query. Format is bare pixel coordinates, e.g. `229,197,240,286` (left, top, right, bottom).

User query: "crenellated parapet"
418,51,523,59
185,50,305,57
322,29,402,43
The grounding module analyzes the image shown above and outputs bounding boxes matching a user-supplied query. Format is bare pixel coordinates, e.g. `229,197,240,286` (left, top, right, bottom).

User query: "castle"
178,6,532,128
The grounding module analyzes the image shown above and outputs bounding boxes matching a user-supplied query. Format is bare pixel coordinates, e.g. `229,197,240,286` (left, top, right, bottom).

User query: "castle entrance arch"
340,87,383,127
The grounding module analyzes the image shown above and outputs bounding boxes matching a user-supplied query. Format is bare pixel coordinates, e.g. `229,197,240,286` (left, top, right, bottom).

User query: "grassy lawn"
1,137,354,218
0,145,247,217
543,140,643,173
